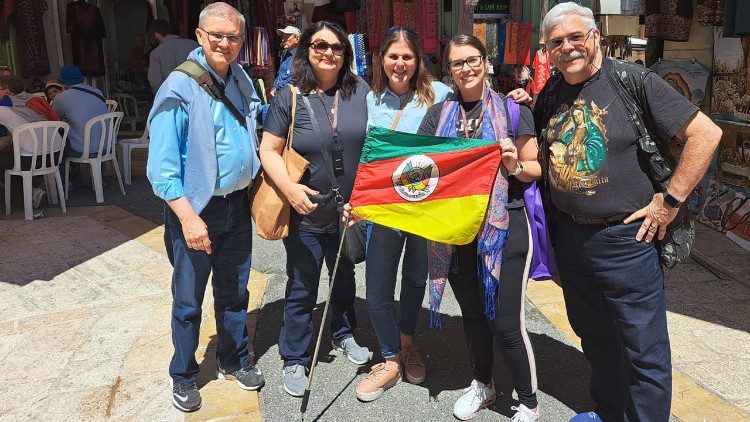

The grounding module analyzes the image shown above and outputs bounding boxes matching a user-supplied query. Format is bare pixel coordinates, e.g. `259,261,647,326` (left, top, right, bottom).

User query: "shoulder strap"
300,92,345,211
287,84,298,150
505,96,521,140
174,59,247,128
70,86,105,103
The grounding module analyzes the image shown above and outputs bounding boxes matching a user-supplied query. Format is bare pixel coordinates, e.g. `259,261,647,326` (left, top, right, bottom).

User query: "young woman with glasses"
259,21,372,398
417,34,542,421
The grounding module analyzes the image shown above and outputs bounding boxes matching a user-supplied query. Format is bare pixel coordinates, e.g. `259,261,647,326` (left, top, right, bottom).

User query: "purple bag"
506,98,557,280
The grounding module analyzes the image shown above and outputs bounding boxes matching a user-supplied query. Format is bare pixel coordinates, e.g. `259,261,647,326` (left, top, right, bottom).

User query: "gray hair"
199,2,245,29
540,2,596,39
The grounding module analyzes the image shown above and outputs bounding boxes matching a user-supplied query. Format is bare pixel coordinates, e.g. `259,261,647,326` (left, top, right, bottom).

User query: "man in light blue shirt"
146,2,264,412
52,65,107,158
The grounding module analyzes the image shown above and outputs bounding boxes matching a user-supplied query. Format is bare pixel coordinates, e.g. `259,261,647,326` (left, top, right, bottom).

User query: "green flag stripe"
360,126,496,164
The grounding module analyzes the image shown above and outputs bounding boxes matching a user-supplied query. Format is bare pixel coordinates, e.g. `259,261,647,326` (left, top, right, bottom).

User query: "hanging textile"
497,19,507,65
530,49,551,95
649,59,710,106
348,33,367,76
458,0,473,36
485,21,498,65
723,0,750,37
645,0,693,42
621,0,645,16
473,22,488,49
420,0,438,54
67,0,106,77
0,0,49,77
367,0,391,51
355,2,368,33
696,0,724,26
503,21,532,66
249,27,269,67
164,0,201,40
393,0,417,29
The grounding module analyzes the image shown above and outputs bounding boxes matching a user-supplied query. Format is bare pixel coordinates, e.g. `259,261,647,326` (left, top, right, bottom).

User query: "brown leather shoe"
399,345,426,384
355,361,401,402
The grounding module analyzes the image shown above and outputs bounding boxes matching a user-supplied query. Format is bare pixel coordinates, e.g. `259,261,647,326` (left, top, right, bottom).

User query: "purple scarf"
428,87,510,327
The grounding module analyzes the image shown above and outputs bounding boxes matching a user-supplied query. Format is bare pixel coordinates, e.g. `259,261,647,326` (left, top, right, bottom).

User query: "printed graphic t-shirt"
537,58,699,218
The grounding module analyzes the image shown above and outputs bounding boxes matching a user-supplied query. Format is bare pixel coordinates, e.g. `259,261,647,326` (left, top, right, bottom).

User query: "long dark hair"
292,21,358,99
372,26,435,107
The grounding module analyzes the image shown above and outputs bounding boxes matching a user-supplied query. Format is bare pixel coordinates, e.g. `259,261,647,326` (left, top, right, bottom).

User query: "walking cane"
300,214,351,422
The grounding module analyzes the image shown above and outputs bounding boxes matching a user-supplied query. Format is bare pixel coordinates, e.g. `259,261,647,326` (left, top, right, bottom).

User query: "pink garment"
530,49,552,94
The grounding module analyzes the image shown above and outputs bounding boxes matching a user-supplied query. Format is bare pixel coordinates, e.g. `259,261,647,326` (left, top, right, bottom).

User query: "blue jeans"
164,190,252,385
554,213,671,422
278,226,357,368
365,223,426,358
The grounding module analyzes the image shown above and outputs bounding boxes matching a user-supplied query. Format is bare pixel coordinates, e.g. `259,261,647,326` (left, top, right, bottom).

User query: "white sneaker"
511,403,540,422
453,379,496,421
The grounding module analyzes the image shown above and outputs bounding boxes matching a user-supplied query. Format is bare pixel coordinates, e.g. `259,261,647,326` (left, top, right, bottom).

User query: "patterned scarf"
429,87,510,327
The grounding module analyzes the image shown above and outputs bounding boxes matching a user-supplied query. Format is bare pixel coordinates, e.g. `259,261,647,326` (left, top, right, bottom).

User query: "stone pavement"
0,205,267,421
1,158,749,421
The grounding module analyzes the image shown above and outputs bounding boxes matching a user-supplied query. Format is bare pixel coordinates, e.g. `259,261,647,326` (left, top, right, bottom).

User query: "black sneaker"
217,364,265,391
172,381,201,412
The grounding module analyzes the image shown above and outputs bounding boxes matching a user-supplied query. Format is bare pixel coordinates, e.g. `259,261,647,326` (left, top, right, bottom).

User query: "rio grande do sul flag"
349,126,501,245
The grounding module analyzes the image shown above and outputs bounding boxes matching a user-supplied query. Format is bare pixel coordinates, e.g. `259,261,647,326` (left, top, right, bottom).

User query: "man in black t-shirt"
535,4,722,421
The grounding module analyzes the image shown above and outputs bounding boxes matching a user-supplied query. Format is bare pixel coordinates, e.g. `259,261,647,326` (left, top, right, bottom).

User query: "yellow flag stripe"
353,194,490,245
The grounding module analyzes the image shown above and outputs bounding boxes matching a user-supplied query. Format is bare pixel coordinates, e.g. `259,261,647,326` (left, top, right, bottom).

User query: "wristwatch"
508,161,524,176
663,192,682,209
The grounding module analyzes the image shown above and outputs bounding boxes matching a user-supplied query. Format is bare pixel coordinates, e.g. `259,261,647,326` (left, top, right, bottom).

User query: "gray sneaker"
282,364,308,397
217,364,265,391
332,337,372,365
172,381,201,412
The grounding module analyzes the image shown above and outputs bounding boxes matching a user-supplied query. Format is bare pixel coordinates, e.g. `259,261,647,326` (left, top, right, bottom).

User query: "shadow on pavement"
253,293,593,420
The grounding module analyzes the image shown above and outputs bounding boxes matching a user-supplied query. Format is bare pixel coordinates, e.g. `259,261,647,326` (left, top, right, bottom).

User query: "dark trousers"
365,223,427,358
449,206,538,409
554,213,671,422
278,226,357,368
164,190,252,385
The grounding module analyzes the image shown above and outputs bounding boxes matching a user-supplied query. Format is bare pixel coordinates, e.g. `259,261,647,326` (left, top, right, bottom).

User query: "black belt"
568,212,630,226
212,188,246,200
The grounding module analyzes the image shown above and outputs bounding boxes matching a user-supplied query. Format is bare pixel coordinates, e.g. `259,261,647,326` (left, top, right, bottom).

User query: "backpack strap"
70,86,105,103
505,96,521,141
174,59,247,128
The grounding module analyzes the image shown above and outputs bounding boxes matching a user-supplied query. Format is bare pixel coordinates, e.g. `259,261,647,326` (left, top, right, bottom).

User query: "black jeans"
554,213,671,422
449,206,538,409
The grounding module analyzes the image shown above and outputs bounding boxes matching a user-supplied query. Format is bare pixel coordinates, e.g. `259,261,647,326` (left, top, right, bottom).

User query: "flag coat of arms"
349,126,502,245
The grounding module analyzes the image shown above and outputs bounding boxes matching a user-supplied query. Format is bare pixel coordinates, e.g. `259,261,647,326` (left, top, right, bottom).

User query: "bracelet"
508,161,524,176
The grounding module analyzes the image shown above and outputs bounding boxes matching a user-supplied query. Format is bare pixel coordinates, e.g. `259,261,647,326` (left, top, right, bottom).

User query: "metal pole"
300,215,351,421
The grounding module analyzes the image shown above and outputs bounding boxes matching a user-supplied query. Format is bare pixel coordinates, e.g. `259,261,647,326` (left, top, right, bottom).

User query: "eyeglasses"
545,28,594,51
310,40,346,55
199,28,244,45
448,55,483,72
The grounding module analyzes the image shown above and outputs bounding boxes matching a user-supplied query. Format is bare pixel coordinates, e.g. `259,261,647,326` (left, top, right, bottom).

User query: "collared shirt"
52,83,107,154
148,34,200,93
366,80,452,133
272,47,296,90
147,48,259,202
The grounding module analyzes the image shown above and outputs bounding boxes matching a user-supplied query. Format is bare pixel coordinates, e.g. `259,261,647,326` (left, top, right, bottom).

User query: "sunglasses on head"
310,39,346,55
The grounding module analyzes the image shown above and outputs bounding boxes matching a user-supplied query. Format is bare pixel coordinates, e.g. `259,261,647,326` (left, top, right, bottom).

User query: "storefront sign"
474,0,510,17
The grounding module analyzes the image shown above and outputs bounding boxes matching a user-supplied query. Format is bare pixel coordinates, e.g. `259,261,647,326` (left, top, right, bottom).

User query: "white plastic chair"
112,93,146,131
64,112,126,203
5,121,69,220
118,126,149,185
105,99,118,112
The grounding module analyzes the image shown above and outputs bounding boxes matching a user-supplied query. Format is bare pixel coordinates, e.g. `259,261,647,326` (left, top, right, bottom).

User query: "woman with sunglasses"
259,21,371,398
417,34,542,421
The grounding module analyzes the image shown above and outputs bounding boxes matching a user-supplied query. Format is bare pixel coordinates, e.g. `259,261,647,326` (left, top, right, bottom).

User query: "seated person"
52,65,108,159
44,80,63,104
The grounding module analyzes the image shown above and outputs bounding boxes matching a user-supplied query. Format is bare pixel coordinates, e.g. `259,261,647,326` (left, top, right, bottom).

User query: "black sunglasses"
310,39,346,55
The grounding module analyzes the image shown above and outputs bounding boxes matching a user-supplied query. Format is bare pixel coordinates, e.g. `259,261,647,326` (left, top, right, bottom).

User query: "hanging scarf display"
486,22,499,66
428,87,510,327
458,0,474,36
164,0,201,40
645,0,693,42
348,33,367,76
249,27,269,67
530,49,551,95
504,21,532,66
367,0,391,51
696,0,724,26
621,0,645,16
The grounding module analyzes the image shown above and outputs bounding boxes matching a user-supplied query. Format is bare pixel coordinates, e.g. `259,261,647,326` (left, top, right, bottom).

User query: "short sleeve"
417,102,442,136
642,72,699,140
517,105,536,137
263,85,293,138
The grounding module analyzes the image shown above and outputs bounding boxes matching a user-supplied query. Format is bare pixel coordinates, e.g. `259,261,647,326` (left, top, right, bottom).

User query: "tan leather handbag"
251,86,309,240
